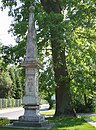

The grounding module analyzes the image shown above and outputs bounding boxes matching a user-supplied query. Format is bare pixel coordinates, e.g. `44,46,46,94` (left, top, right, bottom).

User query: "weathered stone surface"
22,60,42,68
13,120,48,127
23,95,39,104
13,5,47,127
26,5,37,61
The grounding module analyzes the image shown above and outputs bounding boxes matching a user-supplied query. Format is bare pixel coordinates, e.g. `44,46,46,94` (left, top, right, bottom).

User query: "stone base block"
23,95,39,105
19,114,44,122
13,120,48,127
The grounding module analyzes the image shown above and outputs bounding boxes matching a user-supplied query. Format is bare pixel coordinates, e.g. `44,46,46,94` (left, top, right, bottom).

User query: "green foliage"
0,118,10,126
39,57,55,109
8,66,24,99
0,69,12,98
0,43,26,65
67,26,96,112
0,98,22,109
8,67,16,98
0,43,24,99
0,44,14,67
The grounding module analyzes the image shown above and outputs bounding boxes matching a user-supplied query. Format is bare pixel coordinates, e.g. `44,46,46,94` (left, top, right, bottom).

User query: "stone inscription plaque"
26,77,36,94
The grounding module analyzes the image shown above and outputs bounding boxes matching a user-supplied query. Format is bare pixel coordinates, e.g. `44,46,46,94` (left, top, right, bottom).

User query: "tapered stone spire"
13,5,47,127
26,5,37,61
23,5,41,68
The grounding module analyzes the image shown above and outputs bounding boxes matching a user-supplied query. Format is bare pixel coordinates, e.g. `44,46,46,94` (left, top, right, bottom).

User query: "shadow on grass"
0,117,91,130
47,117,86,129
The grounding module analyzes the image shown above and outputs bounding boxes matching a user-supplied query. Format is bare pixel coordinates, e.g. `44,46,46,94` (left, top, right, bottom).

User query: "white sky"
0,1,16,46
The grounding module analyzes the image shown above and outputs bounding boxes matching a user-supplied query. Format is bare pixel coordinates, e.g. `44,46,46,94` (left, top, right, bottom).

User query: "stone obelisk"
13,5,46,127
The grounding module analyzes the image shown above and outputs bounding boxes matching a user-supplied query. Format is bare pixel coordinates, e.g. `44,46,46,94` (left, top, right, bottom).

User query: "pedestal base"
13,112,48,127
13,104,48,127
14,120,49,127
4,120,54,129
18,112,44,122
13,120,48,127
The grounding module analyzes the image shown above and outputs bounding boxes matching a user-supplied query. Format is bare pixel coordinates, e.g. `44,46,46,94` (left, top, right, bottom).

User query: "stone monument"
13,5,47,127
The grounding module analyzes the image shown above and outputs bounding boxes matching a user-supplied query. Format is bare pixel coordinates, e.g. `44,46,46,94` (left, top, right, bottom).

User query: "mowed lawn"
89,116,96,122
0,109,96,130
48,116,96,130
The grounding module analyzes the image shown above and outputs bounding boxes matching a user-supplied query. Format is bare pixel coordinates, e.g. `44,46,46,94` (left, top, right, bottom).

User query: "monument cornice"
21,59,42,69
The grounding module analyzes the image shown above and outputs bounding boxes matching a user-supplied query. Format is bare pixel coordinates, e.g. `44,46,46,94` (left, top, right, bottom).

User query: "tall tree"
40,0,76,116
67,26,96,112
38,0,96,116
0,58,12,98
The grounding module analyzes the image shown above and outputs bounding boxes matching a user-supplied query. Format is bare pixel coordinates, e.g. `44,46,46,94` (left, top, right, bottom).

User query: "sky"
0,1,16,46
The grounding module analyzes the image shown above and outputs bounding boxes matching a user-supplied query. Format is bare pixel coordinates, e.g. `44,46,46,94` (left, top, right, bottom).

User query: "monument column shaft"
26,6,37,61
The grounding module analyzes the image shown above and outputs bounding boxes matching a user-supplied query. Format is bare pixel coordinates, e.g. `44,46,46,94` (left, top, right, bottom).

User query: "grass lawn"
48,117,96,130
40,109,55,116
0,110,96,130
89,116,96,122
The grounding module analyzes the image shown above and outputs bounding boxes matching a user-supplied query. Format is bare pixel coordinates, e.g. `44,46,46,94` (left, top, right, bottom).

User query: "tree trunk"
51,36,76,117
41,0,76,117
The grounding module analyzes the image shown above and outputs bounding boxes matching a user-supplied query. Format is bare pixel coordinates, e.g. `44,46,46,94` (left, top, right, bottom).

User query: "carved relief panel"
25,68,38,95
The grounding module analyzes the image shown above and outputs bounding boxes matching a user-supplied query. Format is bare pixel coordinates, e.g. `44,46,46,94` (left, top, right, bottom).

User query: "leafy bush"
0,118,10,126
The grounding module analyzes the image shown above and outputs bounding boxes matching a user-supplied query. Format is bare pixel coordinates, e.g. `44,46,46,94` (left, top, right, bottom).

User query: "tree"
0,43,25,99
39,1,76,117
0,42,26,65
38,0,96,116
1,0,96,116
8,66,24,99
67,26,96,112
39,63,55,110
0,58,12,98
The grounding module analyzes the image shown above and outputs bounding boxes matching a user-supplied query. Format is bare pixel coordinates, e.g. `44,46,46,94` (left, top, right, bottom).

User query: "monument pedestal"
13,105,47,127
13,58,48,127
13,60,47,127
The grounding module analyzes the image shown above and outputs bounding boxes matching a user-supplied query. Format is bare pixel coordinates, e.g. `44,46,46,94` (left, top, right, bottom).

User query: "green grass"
0,117,96,130
0,110,96,130
81,115,96,122
48,117,96,130
89,116,96,122
40,109,55,116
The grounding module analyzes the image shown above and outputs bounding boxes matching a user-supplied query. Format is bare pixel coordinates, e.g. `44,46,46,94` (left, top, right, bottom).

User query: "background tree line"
0,43,24,99
0,0,96,116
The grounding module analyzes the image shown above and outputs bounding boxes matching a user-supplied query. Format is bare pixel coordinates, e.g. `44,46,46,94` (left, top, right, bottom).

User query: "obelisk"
13,5,46,127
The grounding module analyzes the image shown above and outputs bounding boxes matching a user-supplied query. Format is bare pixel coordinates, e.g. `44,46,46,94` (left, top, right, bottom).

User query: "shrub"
0,118,10,126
